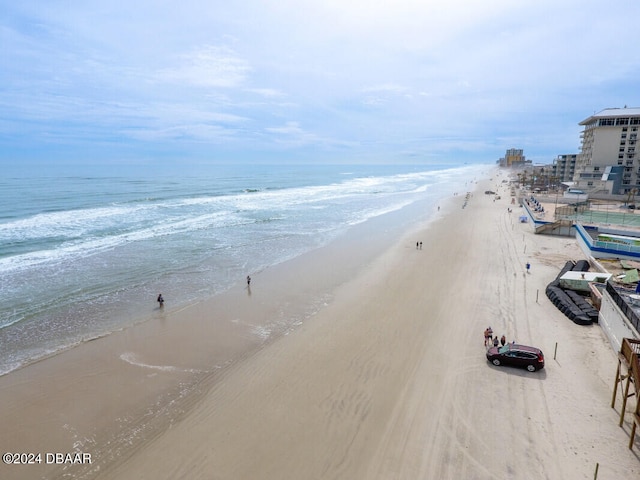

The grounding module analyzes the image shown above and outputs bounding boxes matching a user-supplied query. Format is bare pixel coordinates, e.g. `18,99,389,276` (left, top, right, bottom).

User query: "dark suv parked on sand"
486,344,545,372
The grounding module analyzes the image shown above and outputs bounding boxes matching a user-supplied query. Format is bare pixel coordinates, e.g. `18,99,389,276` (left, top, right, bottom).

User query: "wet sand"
1,173,638,479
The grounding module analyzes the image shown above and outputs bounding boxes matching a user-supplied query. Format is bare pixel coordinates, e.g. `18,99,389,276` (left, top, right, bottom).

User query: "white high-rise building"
573,107,640,195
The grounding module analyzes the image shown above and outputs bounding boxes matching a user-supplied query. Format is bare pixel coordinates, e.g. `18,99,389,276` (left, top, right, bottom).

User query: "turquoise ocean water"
0,163,486,376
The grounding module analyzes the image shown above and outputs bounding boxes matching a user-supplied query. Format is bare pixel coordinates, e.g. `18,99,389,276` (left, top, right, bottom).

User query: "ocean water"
0,163,486,376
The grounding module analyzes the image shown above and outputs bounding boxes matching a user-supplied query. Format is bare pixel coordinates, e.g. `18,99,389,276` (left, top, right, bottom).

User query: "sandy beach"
1,173,639,480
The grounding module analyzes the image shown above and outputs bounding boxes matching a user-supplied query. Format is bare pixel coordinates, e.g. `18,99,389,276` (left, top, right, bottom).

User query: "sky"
2,0,640,168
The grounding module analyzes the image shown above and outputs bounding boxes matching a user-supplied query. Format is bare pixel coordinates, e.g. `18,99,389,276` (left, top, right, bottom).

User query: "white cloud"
264,121,337,148
124,124,237,142
2,0,640,164
265,122,304,135
246,88,286,98
159,45,251,88
362,84,408,94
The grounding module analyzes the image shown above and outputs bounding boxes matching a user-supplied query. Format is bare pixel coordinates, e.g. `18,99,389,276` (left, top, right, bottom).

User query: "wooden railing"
621,338,640,363
624,338,640,394
616,338,640,449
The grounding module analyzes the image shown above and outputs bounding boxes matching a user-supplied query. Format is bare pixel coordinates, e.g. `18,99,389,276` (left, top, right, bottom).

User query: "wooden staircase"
534,219,573,235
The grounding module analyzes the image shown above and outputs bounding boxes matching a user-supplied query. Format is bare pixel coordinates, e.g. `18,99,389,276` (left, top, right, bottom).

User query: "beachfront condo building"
499,148,527,167
573,107,640,195
552,154,578,183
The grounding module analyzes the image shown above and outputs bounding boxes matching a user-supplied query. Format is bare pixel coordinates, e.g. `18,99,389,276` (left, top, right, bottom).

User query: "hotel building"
573,107,640,195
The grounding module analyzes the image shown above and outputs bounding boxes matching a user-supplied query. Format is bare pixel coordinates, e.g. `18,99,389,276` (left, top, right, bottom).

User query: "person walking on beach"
493,336,499,348
500,334,506,346
416,241,419,249
484,327,493,346
157,294,164,308
419,241,423,250
247,275,251,286
526,262,531,273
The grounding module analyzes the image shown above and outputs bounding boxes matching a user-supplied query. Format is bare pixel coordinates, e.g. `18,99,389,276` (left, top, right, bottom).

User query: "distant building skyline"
498,148,529,168
511,107,640,197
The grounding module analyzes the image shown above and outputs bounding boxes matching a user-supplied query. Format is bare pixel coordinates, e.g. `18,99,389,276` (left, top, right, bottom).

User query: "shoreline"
2,170,639,479
0,166,469,379
0,178,460,480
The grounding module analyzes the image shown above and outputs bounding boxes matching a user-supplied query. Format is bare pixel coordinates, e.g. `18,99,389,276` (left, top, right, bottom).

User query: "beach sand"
1,174,639,480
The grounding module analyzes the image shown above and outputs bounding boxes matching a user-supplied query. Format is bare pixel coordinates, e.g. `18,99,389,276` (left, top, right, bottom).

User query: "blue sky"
2,0,640,168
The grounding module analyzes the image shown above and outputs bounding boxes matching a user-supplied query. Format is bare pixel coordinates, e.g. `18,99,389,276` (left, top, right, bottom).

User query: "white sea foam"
120,352,204,374
0,209,234,273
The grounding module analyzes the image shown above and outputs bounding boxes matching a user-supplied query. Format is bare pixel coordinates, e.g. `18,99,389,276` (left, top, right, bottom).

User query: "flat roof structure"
580,107,640,125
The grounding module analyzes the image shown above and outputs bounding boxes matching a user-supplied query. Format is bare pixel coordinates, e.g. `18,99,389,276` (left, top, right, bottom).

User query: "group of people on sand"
484,327,507,349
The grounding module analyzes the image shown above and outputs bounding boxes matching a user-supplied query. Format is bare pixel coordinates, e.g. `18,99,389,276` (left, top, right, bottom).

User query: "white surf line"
120,352,204,374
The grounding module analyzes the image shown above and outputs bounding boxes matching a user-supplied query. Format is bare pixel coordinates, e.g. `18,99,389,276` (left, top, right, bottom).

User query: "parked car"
486,343,545,372
484,190,496,195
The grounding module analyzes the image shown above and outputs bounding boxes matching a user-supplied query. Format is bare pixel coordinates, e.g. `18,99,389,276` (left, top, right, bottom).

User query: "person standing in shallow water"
157,294,164,308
